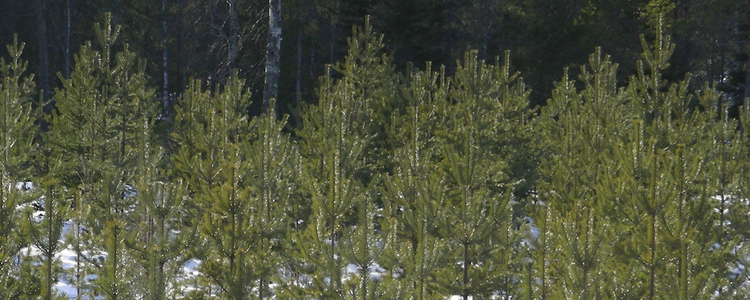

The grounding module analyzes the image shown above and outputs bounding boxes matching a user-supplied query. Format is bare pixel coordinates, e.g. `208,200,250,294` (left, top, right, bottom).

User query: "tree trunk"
463,241,469,300
76,197,82,300
162,0,169,115
228,0,238,72
263,0,282,113
64,0,71,79
178,0,186,93
329,0,339,64
44,204,53,300
36,0,50,101
293,31,302,127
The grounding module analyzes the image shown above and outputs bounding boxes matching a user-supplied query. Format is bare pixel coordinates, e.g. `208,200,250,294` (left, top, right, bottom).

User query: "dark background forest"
2,0,749,117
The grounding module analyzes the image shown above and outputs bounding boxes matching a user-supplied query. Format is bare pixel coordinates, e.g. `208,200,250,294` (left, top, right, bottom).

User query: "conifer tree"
728,101,750,296
338,181,390,299
48,14,158,299
614,21,733,298
381,62,449,300
330,16,399,176
26,174,69,300
246,98,298,299
290,65,370,298
0,35,40,300
534,48,628,299
288,19,396,298
532,22,739,298
696,81,748,297
118,65,193,300
658,83,730,299
171,75,268,299
431,51,527,299
532,19,736,299
124,144,193,300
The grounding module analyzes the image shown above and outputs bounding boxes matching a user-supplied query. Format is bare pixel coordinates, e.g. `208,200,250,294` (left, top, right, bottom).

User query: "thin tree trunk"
259,138,268,299
329,0,339,64
178,0,186,92
65,0,71,79
36,0,50,102
75,191,82,300
112,223,119,300
263,0,282,112
540,206,548,300
45,254,53,300
582,211,590,300
45,201,53,300
112,0,121,24
648,153,657,300
294,31,302,126
228,0,238,71
162,0,169,115
463,241,469,300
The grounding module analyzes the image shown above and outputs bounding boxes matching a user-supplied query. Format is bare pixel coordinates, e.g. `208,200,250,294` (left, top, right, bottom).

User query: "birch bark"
263,0,282,113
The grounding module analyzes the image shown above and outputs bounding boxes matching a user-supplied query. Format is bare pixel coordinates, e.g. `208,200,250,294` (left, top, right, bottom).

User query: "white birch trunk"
263,0,282,112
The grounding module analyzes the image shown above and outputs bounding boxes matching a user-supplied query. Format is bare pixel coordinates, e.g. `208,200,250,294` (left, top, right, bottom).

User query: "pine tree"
286,19,396,298
25,173,69,300
0,35,41,300
338,180,390,299
290,65,370,298
331,16,400,177
658,83,730,299
728,98,750,296
381,62,449,300
171,75,261,299
534,48,629,299
532,19,736,299
613,21,732,299
693,67,750,297
246,98,298,299
430,51,527,299
48,14,158,299
124,143,193,300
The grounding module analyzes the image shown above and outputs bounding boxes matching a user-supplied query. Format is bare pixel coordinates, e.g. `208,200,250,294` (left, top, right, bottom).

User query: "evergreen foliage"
381,62,448,300
6,10,750,300
246,98,299,299
287,18,394,298
0,35,41,299
532,20,742,299
171,75,256,299
26,176,69,300
291,65,372,298
430,50,529,299
124,148,192,300
48,14,158,299
534,48,626,299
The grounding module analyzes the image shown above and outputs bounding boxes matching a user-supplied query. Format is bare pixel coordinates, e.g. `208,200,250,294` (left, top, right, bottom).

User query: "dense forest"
2,0,750,112
2,0,750,299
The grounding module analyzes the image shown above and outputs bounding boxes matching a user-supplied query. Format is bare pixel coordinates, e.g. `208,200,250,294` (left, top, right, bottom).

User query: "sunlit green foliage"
48,14,158,299
0,35,41,300
6,10,750,300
